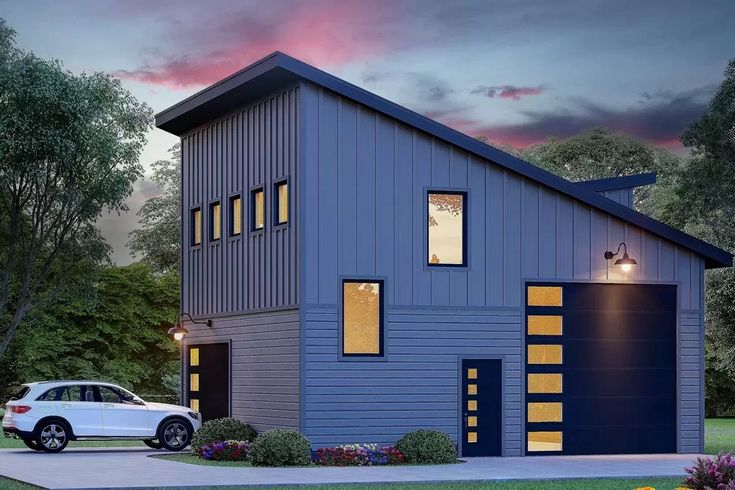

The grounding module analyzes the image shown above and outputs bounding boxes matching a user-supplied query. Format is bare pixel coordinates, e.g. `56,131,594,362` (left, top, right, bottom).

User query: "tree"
128,144,182,273
0,18,152,357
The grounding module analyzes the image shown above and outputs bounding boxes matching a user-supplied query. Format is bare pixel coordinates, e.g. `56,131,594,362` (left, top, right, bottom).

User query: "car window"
37,387,62,401
97,386,123,404
10,386,30,400
64,385,83,402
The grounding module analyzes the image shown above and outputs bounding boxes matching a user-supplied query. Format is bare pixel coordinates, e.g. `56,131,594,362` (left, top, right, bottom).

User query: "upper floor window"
209,201,221,241
427,190,467,266
251,187,265,232
342,280,384,357
274,180,288,226
229,195,242,237
191,207,202,246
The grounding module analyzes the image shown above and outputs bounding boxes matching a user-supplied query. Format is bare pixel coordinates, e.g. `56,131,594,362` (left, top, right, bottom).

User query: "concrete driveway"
0,447,697,489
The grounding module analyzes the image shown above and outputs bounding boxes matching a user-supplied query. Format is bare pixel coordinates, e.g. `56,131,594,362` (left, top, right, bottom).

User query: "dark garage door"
525,283,677,455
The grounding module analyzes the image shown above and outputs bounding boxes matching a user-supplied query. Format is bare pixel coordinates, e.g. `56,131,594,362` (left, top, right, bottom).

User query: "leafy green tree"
0,18,152,357
0,263,180,401
128,144,182,273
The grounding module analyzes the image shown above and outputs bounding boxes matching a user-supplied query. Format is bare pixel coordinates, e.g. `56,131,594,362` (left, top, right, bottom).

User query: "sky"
1,0,733,265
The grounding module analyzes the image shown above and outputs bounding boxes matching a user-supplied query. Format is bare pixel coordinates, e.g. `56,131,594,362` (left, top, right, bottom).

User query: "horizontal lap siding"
181,87,299,317
300,84,705,454
184,309,300,431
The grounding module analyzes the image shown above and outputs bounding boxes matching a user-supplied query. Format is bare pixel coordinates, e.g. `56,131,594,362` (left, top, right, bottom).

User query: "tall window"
191,207,202,246
209,201,221,241
251,188,264,231
230,195,242,236
342,280,384,357
427,191,467,266
274,180,288,225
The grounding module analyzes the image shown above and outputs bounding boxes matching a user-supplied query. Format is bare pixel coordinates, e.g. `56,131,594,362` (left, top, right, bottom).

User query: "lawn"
704,417,735,454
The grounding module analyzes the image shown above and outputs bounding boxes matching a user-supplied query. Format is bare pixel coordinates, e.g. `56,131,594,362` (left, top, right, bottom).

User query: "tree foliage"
0,18,152,357
128,144,182,273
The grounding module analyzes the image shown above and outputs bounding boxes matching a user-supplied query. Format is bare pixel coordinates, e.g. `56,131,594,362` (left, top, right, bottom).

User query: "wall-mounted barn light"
167,313,213,341
604,242,638,272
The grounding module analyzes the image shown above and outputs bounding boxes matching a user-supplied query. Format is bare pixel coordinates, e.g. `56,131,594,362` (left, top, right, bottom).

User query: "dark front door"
187,343,229,422
525,283,677,455
461,359,502,457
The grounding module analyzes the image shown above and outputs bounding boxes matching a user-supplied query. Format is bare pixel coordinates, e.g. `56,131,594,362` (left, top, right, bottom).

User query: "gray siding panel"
182,87,299,316
184,309,300,432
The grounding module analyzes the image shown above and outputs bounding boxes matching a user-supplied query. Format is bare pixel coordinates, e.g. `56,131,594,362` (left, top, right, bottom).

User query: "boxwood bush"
396,429,457,464
249,429,311,467
191,417,257,454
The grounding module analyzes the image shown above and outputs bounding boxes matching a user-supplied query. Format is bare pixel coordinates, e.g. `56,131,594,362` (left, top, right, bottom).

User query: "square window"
274,181,288,225
467,384,477,395
528,316,563,335
528,345,563,364
467,432,477,443
230,195,242,236
467,368,477,379
468,400,477,411
251,188,264,231
209,201,221,241
527,286,563,306
342,280,383,356
427,191,466,266
527,431,562,452
191,208,202,246
527,373,563,394
467,416,477,427
527,402,563,422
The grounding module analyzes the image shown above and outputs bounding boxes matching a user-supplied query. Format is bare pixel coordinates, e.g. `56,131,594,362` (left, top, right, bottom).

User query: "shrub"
396,430,457,464
683,452,735,489
198,440,251,461
191,418,257,453
314,444,407,466
249,429,311,467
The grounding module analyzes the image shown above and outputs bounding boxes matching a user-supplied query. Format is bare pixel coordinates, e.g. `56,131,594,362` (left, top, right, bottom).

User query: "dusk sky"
2,0,733,264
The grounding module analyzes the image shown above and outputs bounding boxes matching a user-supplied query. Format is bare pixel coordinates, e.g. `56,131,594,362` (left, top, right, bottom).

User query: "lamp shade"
167,325,188,341
614,253,637,272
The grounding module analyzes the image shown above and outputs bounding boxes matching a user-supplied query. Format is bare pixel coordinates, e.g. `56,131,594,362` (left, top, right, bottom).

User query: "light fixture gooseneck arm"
178,313,213,329
604,242,627,260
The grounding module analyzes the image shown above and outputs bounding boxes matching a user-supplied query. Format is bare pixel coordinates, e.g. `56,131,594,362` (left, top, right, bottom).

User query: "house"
155,52,732,457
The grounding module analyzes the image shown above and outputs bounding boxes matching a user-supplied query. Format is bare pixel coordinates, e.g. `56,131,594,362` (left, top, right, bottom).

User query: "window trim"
228,193,242,238
250,185,265,234
190,206,202,248
425,188,469,268
273,178,289,228
208,199,222,243
339,277,386,360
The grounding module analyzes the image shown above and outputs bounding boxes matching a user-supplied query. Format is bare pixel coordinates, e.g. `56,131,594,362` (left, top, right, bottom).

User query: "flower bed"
314,443,406,466
682,452,735,490
198,440,251,462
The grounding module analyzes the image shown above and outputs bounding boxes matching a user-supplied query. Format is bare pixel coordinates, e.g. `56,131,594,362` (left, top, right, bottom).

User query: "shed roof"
155,52,732,269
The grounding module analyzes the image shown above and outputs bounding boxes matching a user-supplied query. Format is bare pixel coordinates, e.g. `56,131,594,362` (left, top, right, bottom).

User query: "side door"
97,385,152,437
57,385,105,436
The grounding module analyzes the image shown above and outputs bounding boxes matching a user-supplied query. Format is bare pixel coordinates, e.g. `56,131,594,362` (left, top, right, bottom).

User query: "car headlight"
188,411,200,420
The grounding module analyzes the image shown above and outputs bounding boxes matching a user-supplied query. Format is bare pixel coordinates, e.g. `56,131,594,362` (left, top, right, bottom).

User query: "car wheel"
143,439,163,449
158,419,192,452
22,438,42,451
35,420,70,453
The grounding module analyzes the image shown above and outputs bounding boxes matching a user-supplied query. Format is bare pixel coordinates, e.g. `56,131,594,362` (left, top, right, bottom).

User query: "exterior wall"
598,188,633,207
300,83,705,454
181,86,299,317
183,309,301,432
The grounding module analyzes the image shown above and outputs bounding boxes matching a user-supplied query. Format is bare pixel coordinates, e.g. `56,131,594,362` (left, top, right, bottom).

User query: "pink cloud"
471,85,545,101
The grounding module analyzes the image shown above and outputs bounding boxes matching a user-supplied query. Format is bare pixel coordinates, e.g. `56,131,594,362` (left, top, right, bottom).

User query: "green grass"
704,417,735,454
0,476,41,489
152,452,252,467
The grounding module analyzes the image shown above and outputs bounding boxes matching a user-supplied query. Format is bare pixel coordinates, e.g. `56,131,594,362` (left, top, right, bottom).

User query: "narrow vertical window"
191,207,202,246
427,190,467,266
209,201,221,241
274,180,288,225
230,195,242,236
342,280,384,357
251,188,264,231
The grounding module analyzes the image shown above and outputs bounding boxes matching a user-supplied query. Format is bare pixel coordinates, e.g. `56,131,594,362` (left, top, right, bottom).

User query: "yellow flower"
634,487,655,490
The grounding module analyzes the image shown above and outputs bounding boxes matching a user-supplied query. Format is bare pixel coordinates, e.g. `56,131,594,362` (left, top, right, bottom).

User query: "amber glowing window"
251,187,264,231
467,368,477,379
528,345,563,364
527,373,563,394
275,181,288,225
528,431,562,452
190,399,199,412
230,195,242,236
189,348,199,367
528,316,563,335
528,402,563,423
467,416,477,427
467,432,477,443
209,201,221,241
191,208,202,246
527,286,563,306
467,384,477,395
427,191,467,266
190,374,199,392
342,280,383,356
468,400,477,411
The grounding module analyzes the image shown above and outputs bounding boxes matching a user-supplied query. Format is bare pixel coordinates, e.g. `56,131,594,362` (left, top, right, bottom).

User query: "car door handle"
61,404,71,409
103,403,115,408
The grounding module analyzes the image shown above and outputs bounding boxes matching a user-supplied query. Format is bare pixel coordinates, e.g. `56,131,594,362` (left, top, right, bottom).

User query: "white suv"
2,381,202,453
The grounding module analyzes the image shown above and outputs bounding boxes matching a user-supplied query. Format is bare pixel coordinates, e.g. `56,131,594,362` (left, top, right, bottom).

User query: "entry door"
461,359,502,457
188,343,230,422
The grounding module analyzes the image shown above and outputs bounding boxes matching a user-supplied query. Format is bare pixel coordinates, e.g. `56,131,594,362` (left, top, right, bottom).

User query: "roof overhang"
155,52,732,269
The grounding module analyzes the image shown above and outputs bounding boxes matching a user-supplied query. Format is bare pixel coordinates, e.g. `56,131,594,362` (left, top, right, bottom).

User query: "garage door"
525,282,677,455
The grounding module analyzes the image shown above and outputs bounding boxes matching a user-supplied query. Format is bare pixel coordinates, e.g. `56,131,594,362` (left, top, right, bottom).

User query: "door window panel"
528,345,563,364
97,386,122,404
528,431,562,452
528,402,563,422
528,316,563,335
527,286,563,306
527,374,563,393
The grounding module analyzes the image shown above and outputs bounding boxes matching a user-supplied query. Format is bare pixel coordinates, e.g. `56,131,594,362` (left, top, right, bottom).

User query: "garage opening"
525,282,677,455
